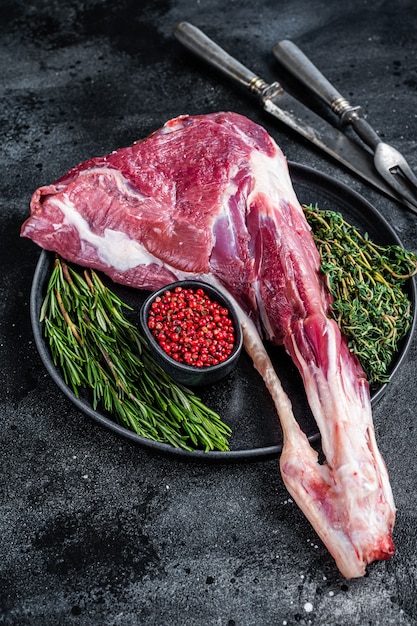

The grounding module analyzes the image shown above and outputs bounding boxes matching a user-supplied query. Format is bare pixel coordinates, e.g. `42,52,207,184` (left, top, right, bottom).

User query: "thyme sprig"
40,257,232,452
304,204,417,384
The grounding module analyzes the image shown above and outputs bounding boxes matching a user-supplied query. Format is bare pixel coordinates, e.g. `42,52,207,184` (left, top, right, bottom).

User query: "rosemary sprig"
40,257,232,452
304,204,417,384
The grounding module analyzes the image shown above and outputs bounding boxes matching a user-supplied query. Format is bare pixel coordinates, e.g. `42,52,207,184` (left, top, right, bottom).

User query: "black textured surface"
1,0,417,624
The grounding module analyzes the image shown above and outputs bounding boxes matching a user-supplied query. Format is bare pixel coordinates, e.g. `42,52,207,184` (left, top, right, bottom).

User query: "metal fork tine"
348,127,417,210
385,170,417,209
374,143,417,209
388,176,417,209
399,161,417,190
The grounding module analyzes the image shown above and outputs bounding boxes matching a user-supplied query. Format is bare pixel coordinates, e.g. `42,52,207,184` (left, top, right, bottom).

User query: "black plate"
30,162,416,462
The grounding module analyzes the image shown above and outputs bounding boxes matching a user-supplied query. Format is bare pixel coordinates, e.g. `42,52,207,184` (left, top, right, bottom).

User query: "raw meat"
21,111,396,578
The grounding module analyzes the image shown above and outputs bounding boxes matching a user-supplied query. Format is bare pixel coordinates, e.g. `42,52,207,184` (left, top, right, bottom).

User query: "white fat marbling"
247,148,300,211
51,195,162,271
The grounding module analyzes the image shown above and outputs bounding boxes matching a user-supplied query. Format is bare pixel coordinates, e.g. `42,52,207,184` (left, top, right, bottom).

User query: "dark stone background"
1,0,416,624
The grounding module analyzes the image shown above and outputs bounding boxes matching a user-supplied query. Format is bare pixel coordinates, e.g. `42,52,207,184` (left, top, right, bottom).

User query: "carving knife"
173,22,412,209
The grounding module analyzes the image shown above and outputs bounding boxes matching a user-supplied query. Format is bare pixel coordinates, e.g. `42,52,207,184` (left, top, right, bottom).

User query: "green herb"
304,204,417,384
40,257,232,452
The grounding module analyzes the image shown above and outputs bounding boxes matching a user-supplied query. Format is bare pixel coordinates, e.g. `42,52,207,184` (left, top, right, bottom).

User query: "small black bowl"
139,280,243,386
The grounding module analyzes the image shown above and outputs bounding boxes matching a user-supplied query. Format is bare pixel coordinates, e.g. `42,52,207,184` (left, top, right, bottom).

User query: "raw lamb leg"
240,150,396,577
21,111,396,577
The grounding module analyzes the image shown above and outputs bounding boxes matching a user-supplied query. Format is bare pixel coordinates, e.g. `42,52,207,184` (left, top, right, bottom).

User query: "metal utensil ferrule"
331,97,362,125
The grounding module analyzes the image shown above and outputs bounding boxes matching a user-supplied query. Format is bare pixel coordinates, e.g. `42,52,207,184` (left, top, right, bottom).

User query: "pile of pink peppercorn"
147,286,236,367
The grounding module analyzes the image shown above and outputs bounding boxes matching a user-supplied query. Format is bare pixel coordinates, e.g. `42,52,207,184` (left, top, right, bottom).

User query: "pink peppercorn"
147,286,235,367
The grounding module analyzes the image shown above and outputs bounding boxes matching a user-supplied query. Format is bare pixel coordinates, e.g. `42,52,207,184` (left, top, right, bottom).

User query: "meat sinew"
21,111,396,577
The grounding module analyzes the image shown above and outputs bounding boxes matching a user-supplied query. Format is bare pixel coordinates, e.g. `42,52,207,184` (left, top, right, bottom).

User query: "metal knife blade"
173,22,412,208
